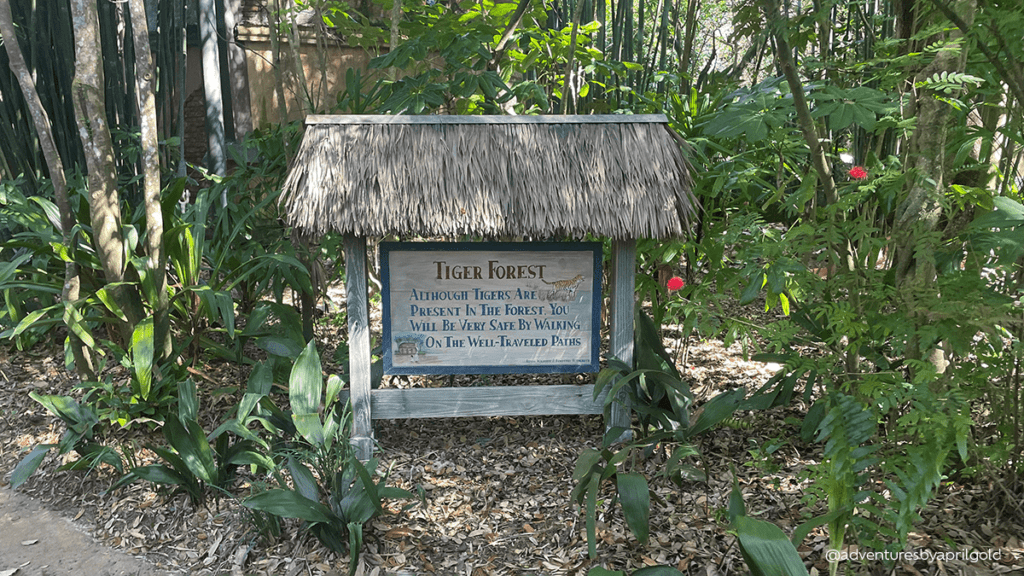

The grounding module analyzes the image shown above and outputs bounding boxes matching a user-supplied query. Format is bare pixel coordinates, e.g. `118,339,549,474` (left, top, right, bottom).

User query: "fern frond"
915,71,985,94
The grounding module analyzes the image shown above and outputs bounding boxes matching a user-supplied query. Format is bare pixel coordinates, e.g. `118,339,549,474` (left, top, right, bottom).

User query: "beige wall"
239,25,386,126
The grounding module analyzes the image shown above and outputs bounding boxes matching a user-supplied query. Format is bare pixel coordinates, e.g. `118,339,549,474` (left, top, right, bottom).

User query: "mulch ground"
1,319,1023,576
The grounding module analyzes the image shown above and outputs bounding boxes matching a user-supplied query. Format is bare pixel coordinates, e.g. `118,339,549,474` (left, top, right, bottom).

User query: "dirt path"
0,487,180,576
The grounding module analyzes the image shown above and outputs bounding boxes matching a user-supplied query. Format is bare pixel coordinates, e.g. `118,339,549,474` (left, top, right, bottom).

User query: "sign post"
281,115,697,461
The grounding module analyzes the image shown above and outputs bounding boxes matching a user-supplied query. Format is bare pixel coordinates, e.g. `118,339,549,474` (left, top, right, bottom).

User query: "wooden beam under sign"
338,384,605,420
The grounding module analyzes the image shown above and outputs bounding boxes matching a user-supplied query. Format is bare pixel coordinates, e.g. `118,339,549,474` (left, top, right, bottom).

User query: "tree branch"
927,0,1024,106
761,0,837,205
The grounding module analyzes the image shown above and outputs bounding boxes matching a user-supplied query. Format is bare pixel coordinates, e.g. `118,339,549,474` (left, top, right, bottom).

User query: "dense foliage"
2,0,1024,573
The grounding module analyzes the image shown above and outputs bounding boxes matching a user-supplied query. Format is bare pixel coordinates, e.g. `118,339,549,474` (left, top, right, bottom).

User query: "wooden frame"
344,235,635,460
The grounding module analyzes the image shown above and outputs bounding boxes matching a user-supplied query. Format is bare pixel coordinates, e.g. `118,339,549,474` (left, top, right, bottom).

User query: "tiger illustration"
541,274,585,301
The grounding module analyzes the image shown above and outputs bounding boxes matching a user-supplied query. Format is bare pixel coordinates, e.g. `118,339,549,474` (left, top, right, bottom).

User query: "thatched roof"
281,114,696,240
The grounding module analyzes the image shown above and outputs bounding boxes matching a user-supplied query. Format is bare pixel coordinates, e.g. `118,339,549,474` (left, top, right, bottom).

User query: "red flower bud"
667,277,685,291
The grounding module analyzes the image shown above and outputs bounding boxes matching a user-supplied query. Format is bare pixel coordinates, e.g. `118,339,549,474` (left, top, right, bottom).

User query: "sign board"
381,242,602,375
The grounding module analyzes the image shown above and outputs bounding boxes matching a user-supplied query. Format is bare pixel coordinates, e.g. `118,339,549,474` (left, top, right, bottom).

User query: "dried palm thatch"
281,114,696,239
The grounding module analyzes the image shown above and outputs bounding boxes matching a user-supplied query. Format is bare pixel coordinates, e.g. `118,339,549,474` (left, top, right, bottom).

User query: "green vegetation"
2,0,1023,573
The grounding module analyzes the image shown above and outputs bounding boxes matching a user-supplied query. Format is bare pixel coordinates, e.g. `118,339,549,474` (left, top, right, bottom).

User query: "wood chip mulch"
1,332,1022,576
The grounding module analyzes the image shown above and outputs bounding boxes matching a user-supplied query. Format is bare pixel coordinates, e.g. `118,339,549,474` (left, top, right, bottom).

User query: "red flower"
849,166,868,180
667,277,685,291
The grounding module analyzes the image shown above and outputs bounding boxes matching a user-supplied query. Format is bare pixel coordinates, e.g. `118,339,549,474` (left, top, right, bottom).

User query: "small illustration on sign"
393,334,427,362
539,273,585,301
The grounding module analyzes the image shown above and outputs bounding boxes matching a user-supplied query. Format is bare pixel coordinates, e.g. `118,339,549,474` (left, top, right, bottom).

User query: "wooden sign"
381,242,602,375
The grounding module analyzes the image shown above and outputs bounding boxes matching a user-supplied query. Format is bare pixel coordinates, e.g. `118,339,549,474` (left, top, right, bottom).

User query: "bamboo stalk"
0,0,94,378
128,0,170,359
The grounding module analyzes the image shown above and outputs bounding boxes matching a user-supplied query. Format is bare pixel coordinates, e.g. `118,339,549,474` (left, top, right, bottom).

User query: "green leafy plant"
10,394,123,488
243,340,418,575
572,306,748,559
111,379,273,505
0,181,79,350
728,475,811,576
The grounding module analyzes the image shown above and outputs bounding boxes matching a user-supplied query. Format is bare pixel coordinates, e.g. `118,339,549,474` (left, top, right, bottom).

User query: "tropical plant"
571,306,748,559
111,378,274,506
242,340,418,574
9,394,123,488
727,475,811,576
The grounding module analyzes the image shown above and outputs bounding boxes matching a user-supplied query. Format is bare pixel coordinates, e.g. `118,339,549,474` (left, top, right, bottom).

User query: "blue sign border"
380,241,603,375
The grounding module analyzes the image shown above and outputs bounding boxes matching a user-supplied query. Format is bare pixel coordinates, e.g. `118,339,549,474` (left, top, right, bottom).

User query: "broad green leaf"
733,515,810,576
130,464,187,486
687,387,746,438
59,443,124,473
972,196,1024,228
0,252,32,283
225,449,274,471
178,379,199,424
350,456,384,516
292,412,326,446
94,287,128,322
29,393,97,438
11,309,47,337
10,444,54,488
287,457,320,502
325,375,344,407
572,449,603,483
616,473,650,544
348,522,364,574
290,340,323,417
791,508,845,546
378,486,416,500
164,416,217,484
62,302,97,350
28,195,61,231
238,392,265,425
729,477,746,523
244,489,335,523
130,317,155,400
739,272,765,305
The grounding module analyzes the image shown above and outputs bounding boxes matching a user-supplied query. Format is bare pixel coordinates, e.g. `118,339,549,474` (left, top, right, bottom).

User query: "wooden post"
344,235,374,460
608,239,635,440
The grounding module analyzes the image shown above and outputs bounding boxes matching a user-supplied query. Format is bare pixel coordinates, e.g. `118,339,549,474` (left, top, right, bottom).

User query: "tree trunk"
269,0,290,125
762,0,838,206
200,0,227,178
0,0,95,379
285,0,313,114
894,0,976,373
127,0,170,359
223,0,252,139
560,0,586,114
70,0,141,344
